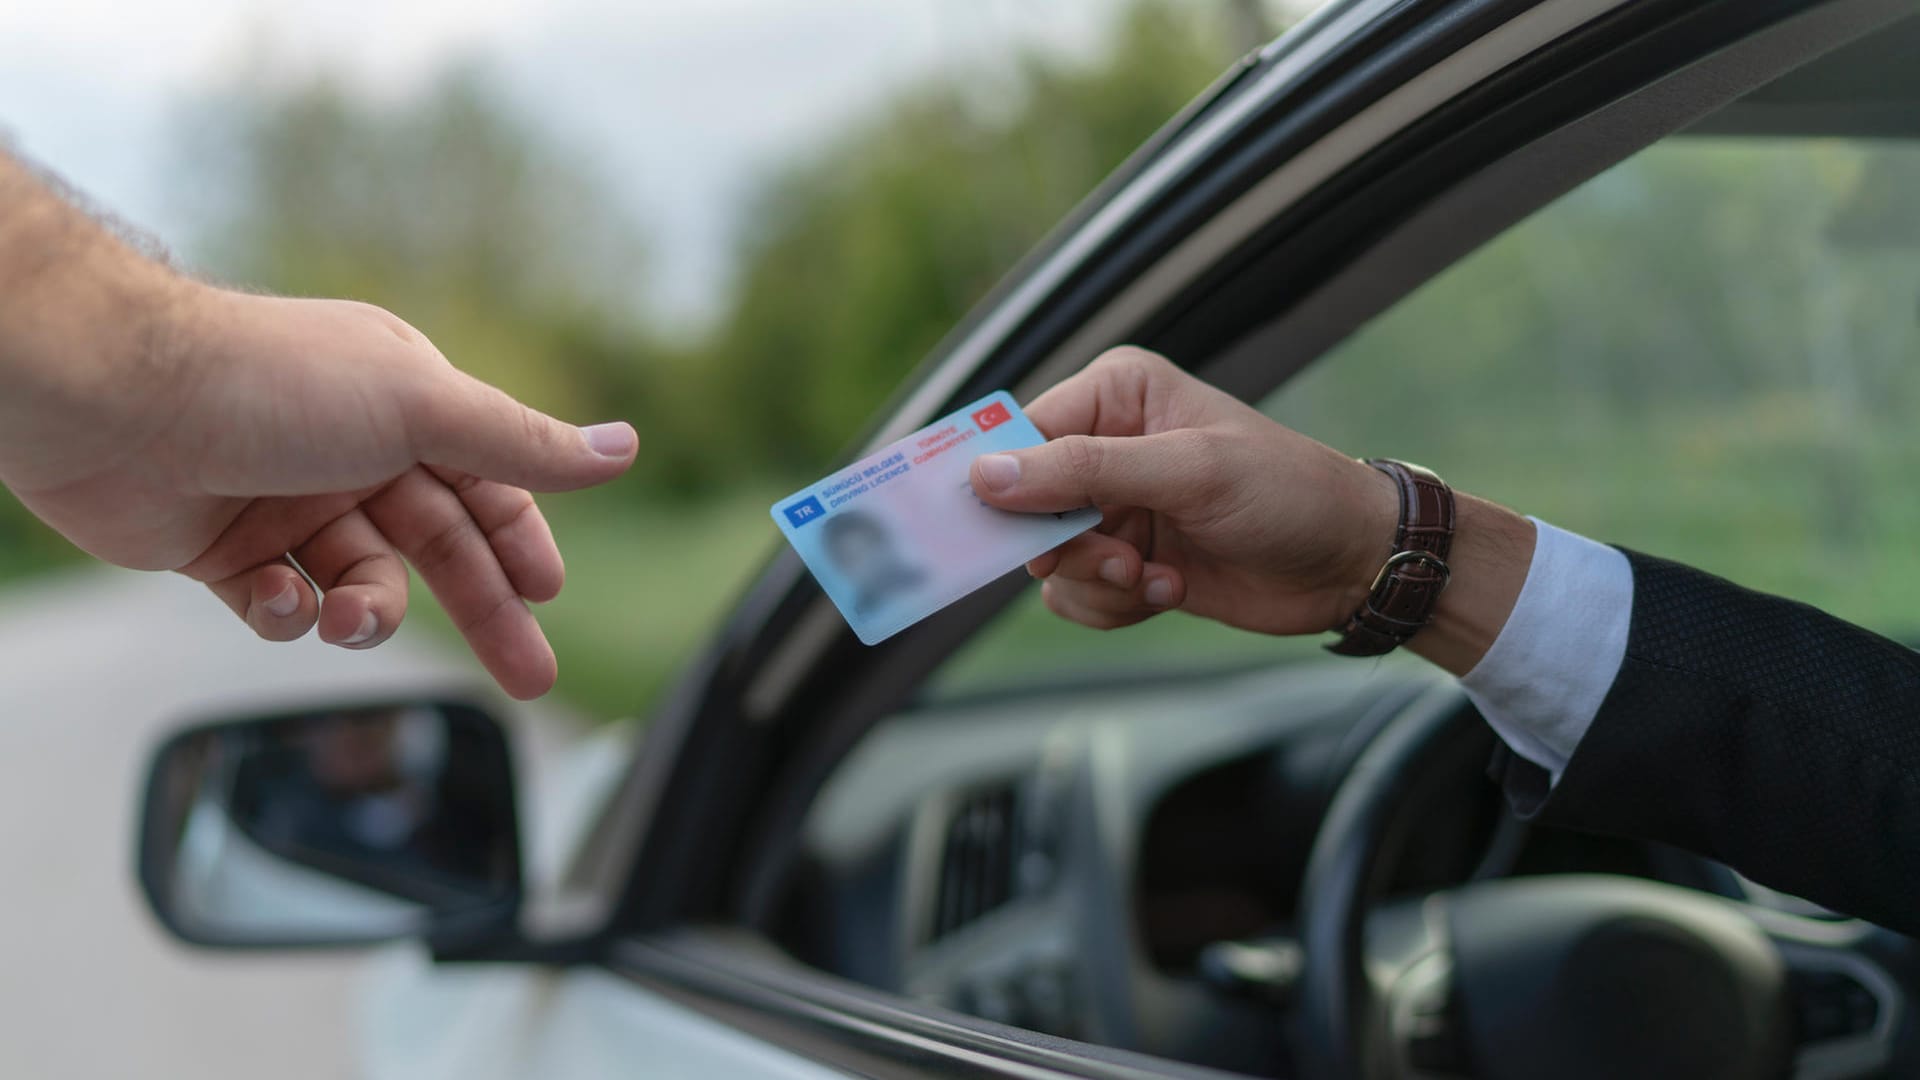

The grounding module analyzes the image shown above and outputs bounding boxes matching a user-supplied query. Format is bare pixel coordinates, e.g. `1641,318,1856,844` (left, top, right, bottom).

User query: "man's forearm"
0,154,189,492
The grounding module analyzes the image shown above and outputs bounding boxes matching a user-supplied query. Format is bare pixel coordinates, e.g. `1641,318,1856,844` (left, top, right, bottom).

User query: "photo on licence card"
771,391,1100,644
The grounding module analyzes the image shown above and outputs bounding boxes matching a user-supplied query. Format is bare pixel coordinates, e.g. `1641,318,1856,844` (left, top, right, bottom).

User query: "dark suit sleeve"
1490,549,1920,935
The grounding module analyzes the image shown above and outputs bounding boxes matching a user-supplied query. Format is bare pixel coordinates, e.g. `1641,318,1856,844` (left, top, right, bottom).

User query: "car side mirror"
136,699,522,949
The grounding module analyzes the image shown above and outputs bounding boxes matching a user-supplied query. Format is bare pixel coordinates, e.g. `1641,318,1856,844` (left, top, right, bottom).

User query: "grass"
408,487,785,722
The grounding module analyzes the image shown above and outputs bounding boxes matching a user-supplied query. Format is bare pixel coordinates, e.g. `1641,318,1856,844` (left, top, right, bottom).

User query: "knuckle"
1056,435,1104,486
1041,581,1079,619
412,515,477,576
1096,345,1170,380
454,589,522,637
442,469,484,496
1041,581,1067,614
516,402,563,454
338,550,408,590
404,372,462,446
486,495,541,542
358,302,431,349
1043,580,1125,631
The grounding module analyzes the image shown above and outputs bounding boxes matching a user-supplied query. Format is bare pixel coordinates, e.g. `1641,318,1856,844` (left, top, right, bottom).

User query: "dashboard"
773,659,1866,1074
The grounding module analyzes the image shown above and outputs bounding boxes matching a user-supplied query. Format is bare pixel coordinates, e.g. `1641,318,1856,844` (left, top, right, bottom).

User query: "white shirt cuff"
1459,518,1633,784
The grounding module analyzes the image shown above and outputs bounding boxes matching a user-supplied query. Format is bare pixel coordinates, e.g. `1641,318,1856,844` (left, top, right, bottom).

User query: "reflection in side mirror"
137,701,522,948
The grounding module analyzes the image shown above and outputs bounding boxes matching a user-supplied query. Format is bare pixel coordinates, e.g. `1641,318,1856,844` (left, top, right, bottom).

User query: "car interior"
748,12,1920,1078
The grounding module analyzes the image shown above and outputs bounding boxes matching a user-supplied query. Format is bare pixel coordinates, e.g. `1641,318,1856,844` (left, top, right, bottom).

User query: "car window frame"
720,0,1920,927
565,0,1573,933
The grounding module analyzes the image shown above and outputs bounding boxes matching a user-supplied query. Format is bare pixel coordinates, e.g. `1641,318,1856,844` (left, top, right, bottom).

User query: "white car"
137,1,1920,1077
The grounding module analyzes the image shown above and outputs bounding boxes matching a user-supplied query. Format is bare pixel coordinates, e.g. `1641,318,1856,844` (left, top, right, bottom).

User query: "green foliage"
175,64,677,483
710,2,1237,470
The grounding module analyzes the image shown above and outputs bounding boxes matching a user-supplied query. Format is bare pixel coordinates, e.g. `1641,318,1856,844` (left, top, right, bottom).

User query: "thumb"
970,431,1199,514
412,370,638,492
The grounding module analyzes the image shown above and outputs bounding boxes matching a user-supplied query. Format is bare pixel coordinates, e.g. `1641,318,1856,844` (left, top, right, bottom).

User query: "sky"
1,1,1310,329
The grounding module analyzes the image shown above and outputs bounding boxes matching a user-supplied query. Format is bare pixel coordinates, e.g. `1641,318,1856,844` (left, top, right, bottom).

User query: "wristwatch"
1326,459,1455,656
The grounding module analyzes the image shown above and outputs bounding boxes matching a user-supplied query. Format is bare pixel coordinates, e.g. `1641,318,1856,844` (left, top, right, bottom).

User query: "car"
133,0,1920,1077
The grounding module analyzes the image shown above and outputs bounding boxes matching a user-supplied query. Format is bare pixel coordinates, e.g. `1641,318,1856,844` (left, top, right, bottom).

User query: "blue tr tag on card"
771,391,1100,644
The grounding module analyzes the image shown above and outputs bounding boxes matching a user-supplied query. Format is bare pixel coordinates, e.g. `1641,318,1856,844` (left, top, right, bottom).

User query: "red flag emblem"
972,401,1012,431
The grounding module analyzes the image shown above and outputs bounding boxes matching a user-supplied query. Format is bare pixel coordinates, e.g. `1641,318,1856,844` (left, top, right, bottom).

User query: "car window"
1270,135,1920,636
933,132,1920,695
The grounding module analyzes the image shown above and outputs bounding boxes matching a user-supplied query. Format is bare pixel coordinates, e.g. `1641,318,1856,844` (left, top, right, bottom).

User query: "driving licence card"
771,391,1099,645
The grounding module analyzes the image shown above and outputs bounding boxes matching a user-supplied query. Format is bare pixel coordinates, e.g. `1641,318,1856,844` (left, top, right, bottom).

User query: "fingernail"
341,610,379,648
976,454,1020,492
1099,558,1128,586
581,422,636,458
1144,576,1175,608
263,582,300,618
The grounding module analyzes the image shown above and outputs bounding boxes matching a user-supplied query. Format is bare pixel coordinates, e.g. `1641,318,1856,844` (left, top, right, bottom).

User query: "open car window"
1270,132,1920,639
933,129,1920,703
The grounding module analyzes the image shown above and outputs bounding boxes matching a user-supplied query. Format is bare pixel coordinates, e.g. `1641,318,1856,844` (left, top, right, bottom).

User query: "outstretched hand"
2,285,636,699
968,347,1397,636
967,347,1533,675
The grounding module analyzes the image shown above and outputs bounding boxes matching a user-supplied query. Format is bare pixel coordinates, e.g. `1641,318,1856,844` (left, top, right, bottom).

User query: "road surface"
0,566,565,1079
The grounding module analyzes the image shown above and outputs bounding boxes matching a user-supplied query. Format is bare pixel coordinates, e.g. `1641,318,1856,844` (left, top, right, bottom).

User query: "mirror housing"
136,699,522,950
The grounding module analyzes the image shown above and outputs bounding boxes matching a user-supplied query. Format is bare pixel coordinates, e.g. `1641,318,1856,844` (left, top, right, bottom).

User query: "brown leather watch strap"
1326,459,1455,657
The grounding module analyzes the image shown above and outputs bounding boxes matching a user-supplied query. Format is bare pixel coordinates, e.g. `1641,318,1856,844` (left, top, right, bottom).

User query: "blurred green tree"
172,64,718,489
709,1,1244,471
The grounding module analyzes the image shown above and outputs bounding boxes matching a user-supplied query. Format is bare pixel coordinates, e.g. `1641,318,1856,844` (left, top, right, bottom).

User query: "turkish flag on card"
972,401,1012,431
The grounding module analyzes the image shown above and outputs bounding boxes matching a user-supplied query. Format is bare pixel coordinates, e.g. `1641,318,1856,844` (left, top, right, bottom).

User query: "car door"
517,1,1920,1077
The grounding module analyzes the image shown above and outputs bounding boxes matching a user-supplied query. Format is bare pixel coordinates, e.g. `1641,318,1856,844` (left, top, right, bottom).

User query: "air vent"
931,784,1020,941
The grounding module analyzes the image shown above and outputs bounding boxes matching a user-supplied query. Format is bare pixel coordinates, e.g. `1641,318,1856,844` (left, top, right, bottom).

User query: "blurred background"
5,0,1919,1075
0,4,1303,1075
2,0,1309,723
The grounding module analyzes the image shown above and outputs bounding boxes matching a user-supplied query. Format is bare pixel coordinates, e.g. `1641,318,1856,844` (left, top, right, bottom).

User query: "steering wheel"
1292,682,1904,1080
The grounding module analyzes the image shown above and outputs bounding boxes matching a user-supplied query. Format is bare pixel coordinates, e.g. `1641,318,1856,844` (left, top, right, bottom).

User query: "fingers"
1041,580,1151,630
982,345,1253,514
1021,345,1178,440
203,558,320,642
1029,531,1141,586
427,467,565,603
179,492,369,584
1040,564,1185,630
971,429,1212,515
1026,531,1184,631
364,468,557,700
184,467,564,695
409,368,638,494
292,508,408,650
